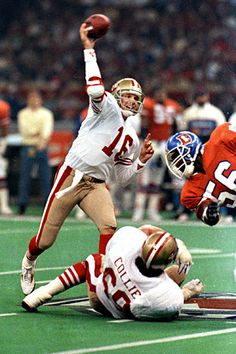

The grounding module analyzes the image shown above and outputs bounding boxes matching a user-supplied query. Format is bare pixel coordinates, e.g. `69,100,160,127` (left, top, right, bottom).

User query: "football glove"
175,239,192,275
197,199,220,226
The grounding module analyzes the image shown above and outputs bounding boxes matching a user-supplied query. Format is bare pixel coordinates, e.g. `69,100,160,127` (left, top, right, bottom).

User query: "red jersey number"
103,267,131,312
153,105,173,125
206,161,236,207
102,127,133,161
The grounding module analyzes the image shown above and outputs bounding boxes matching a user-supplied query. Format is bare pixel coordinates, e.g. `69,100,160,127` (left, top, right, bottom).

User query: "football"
84,14,111,40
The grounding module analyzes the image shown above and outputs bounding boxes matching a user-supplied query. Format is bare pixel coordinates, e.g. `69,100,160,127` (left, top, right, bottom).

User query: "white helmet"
141,229,178,270
111,78,144,115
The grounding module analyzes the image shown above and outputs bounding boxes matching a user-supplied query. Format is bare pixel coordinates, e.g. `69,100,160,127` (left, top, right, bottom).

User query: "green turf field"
1,213,236,354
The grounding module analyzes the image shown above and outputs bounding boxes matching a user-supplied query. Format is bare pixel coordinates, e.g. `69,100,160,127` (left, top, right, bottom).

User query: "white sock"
44,277,65,296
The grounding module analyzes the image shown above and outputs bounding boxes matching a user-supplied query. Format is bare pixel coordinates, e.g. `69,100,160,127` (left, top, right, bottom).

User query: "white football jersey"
65,93,140,181
64,48,142,184
96,226,184,319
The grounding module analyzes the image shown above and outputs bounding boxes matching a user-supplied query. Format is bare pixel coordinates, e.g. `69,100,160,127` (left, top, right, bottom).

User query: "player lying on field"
165,122,236,226
22,224,203,321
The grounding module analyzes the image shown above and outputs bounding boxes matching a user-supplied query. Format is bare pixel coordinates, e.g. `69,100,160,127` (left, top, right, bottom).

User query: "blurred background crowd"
1,0,236,121
0,0,236,221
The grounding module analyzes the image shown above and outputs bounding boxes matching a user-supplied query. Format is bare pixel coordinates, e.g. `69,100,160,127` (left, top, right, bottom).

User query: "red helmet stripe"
145,232,172,268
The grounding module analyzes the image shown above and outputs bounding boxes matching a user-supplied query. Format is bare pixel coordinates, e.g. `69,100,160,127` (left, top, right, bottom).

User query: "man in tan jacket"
17,89,54,215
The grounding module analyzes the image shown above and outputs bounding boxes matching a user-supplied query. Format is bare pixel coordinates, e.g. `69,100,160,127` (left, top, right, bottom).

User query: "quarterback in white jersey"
22,224,203,321
20,22,154,296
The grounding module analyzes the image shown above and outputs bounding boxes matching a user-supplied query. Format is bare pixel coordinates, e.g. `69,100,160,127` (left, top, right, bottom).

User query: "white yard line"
0,266,69,276
37,279,53,284
0,313,17,317
51,327,236,354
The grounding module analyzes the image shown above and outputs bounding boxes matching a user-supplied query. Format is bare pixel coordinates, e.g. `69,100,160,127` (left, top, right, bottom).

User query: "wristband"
84,49,97,62
137,158,146,167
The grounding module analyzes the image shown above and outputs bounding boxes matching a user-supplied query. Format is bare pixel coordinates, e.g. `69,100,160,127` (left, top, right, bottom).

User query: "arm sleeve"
17,111,24,136
180,177,204,210
41,111,54,140
84,49,105,113
113,158,146,187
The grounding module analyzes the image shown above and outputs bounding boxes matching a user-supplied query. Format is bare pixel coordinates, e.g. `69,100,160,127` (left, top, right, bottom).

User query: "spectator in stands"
181,89,226,143
0,0,236,121
17,89,54,215
229,104,236,125
0,99,13,215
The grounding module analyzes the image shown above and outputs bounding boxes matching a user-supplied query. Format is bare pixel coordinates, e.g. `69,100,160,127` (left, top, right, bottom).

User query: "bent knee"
99,225,117,235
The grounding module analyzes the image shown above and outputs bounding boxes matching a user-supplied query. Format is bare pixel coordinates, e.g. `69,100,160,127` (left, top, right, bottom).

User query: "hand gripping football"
84,14,111,39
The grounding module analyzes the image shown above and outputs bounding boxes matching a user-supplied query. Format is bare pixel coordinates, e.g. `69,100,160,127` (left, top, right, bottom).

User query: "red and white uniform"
181,123,236,211
29,48,146,254
87,226,184,320
64,49,144,187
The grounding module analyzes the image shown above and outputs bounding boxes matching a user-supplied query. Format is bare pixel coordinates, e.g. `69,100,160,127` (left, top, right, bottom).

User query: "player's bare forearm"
139,133,154,164
80,23,96,49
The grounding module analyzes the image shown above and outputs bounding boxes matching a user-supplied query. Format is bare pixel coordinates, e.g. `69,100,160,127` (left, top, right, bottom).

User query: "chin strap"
121,109,134,118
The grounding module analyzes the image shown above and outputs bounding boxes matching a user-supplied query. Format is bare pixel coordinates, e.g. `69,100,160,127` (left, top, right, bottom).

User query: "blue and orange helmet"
165,131,203,179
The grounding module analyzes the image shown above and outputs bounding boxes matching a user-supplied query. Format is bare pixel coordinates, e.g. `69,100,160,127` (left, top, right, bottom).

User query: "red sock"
59,262,87,289
99,234,113,254
28,235,44,258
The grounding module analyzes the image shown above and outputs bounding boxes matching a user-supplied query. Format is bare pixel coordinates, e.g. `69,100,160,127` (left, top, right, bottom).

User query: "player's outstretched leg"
22,262,87,311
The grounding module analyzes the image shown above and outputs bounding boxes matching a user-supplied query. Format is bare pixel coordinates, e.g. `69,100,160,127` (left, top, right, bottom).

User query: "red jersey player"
132,88,182,222
143,89,182,142
165,122,236,226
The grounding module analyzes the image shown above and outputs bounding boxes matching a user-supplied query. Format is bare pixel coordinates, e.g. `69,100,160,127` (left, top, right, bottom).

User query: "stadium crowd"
0,0,236,121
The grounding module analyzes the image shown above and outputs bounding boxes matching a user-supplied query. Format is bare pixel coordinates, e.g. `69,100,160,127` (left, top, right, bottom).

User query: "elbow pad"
86,77,105,99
